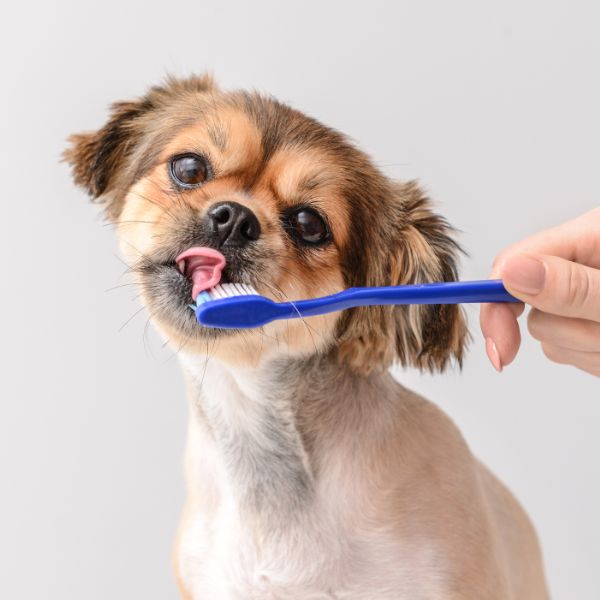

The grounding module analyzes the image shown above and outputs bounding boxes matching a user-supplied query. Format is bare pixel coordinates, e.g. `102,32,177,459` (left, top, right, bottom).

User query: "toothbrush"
192,280,518,329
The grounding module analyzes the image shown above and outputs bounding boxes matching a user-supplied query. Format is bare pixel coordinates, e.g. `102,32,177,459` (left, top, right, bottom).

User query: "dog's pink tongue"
175,247,226,300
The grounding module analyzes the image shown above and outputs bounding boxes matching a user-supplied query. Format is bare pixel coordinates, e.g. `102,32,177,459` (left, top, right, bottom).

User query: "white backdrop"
1,1,598,598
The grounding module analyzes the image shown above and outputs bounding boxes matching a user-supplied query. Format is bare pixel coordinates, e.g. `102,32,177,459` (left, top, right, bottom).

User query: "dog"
65,74,549,599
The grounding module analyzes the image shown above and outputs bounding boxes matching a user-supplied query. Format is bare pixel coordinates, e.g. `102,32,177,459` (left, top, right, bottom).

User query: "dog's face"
65,75,467,372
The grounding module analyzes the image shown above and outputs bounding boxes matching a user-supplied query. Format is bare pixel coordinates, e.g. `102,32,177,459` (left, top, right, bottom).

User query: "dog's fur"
65,75,549,599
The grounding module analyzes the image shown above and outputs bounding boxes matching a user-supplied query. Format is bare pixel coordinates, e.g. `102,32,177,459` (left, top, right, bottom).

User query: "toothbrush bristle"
195,283,259,305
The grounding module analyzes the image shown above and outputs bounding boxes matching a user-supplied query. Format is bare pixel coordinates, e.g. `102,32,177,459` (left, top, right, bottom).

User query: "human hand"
480,207,600,377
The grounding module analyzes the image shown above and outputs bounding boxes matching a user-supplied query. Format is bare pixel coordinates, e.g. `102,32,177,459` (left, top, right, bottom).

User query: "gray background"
1,1,598,598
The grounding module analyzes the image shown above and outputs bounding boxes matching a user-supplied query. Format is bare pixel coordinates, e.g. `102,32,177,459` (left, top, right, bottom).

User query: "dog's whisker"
198,336,219,390
104,282,139,293
260,280,323,356
129,189,179,224
142,316,155,359
113,253,135,275
271,280,325,342
117,305,146,332
271,262,305,287
103,219,158,229
121,241,164,275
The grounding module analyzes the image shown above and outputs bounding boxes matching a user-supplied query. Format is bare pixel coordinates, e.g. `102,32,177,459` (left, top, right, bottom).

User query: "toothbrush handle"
280,279,518,320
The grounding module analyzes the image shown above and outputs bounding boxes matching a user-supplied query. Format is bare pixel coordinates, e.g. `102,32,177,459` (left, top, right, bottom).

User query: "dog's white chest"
178,505,341,600
177,506,456,600
174,357,469,599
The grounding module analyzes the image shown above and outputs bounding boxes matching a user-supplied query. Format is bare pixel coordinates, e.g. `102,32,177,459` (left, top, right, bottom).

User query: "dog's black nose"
207,201,261,247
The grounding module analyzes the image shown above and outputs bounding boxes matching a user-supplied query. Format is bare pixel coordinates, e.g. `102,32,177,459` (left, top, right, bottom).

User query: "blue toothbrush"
192,280,518,329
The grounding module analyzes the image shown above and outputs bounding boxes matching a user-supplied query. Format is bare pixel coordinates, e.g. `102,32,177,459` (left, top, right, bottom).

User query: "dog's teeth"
177,260,186,274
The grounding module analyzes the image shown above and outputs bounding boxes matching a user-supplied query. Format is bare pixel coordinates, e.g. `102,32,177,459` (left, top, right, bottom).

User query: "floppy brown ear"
336,181,469,374
63,99,150,219
63,73,216,219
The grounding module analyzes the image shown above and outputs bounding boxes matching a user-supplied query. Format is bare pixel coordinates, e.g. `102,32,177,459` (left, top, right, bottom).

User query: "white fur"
173,352,547,599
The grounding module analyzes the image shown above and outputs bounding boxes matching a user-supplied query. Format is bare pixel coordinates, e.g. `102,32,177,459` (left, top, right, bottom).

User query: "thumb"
499,253,600,322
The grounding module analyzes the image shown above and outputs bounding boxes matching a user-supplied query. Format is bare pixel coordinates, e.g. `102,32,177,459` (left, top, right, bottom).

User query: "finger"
480,302,525,370
499,253,600,322
528,309,600,352
492,207,600,269
540,343,600,377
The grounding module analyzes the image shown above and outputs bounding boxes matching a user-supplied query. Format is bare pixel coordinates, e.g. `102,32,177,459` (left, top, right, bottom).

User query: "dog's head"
65,75,467,372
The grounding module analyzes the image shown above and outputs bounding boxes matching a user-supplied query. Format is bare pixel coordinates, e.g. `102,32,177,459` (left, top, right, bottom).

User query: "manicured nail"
501,254,546,295
486,337,503,372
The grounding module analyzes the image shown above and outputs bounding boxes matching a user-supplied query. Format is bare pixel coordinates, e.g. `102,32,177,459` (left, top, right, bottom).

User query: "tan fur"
65,75,549,599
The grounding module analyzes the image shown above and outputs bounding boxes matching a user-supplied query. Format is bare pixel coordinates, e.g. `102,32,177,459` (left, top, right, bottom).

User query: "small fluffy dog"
65,75,549,599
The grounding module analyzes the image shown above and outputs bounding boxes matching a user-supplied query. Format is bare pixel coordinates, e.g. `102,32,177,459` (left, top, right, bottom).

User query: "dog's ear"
63,73,215,219
63,99,149,218
336,181,469,374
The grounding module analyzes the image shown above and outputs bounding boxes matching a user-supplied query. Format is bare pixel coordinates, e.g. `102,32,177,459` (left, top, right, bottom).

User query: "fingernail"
501,254,546,295
486,337,503,372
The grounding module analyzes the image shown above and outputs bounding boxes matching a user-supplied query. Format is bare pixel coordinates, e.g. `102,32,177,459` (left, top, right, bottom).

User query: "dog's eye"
286,208,331,246
169,154,211,188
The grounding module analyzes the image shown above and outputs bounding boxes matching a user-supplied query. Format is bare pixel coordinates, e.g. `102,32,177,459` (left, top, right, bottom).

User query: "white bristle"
209,283,259,297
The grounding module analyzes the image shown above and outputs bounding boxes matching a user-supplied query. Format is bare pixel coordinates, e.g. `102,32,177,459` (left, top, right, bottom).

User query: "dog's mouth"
175,247,226,300
138,242,267,340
